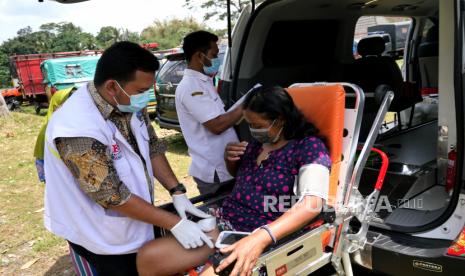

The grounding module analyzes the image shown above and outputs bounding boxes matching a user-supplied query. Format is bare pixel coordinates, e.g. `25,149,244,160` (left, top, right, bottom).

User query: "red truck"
9,50,102,114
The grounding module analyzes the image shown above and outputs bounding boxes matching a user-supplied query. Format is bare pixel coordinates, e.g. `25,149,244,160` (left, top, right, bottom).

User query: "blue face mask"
202,53,220,76
114,81,150,113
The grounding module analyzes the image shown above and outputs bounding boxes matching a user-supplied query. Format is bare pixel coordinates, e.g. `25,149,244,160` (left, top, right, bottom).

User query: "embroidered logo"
111,143,122,160
136,111,144,122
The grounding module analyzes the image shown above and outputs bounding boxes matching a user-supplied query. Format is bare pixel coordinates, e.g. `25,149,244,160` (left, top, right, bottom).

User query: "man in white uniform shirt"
175,31,243,194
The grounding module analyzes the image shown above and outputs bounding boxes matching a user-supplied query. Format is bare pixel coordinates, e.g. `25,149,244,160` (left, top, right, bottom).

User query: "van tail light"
447,227,465,257
446,145,457,193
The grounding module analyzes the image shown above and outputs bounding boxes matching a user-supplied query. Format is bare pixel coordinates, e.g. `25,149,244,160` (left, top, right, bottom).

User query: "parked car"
155,45,226,130
154,53,185,130
147,85,157,118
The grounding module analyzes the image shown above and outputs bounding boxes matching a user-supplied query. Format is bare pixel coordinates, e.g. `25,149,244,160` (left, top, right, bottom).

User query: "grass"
0,106,195,275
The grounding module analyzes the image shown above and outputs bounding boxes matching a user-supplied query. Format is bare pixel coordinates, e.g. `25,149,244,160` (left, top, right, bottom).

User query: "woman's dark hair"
182,31,218,62
94,41,159,87
243,86,319,140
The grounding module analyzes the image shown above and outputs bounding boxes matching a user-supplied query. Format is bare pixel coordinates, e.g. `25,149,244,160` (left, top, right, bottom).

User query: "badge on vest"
111,143,122,160
191,91,204,97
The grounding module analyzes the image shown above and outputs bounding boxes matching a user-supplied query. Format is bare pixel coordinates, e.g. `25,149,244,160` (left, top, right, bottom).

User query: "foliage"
96,26,140,49
184,0,250,22
0,22,99,88
0,17,222,88
140,18,213,49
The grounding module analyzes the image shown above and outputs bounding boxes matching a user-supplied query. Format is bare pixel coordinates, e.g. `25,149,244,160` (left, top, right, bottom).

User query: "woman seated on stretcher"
137,86,331,276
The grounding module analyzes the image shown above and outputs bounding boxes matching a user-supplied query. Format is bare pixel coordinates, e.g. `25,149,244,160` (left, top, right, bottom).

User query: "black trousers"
68,241,138,276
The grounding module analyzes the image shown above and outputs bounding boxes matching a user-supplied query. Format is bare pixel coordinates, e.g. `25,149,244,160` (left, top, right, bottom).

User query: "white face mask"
249,119,284,144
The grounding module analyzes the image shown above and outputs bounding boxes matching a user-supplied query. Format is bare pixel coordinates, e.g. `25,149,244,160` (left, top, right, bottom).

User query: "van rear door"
219,4,253,106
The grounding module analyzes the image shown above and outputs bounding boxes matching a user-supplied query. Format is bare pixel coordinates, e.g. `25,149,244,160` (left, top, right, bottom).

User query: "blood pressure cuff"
293,163,330,202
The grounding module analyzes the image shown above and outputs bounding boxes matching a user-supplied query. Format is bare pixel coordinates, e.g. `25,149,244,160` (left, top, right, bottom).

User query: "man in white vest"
44,42,214,275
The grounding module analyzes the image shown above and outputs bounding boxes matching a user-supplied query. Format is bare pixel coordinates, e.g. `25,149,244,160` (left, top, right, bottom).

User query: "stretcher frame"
157,82,394,275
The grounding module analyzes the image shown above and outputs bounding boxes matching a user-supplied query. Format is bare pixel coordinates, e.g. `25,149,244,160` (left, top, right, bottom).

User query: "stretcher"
164,82,395,275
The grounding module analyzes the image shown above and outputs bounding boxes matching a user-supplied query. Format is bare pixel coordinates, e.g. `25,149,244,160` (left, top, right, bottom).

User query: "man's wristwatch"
169,183,187,195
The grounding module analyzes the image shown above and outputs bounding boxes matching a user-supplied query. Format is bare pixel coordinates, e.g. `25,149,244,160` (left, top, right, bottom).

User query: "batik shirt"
55,82,167,208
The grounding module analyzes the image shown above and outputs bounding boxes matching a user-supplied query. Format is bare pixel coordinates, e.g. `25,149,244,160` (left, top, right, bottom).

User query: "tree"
79,32,98,50
184,0,252,22
97,26,140,49
17,26,33,37
96,26,120,49
40,23,60,34
0,22,99,88
51,22,92,52
0,51,10,88
140,18,211,49
122,29,140,44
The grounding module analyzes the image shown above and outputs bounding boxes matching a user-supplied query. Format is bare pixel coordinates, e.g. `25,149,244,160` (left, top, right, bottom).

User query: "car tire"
5,97,21,111
34,102,41,115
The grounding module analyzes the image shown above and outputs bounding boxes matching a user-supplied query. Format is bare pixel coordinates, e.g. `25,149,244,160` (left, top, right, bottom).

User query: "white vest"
44,85,154,255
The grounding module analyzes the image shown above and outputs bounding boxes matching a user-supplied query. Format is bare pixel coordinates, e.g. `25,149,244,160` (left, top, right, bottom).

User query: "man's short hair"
182,31,219,62
94,41,159,87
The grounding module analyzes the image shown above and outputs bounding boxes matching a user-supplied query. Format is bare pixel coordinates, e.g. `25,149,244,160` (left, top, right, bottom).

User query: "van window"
410,18,439,126
354,16,412,60
354,16,416,130
420,19,437,44
262,20,339,67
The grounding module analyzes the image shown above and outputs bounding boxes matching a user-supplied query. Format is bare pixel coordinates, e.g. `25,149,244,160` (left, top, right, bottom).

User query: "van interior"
229,0,452,233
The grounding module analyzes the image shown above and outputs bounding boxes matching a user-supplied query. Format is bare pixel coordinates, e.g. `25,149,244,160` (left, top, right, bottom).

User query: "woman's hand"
216,229,272,276
225,141,248,162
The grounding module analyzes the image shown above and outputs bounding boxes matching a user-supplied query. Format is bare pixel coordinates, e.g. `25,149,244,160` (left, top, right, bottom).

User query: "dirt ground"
0,109,196,275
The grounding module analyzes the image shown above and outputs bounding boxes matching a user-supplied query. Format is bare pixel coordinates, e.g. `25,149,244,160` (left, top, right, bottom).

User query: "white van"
218,0,465,275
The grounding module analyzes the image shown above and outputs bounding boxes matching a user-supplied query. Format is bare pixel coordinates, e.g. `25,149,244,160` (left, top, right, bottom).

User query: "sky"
0,0,226,43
